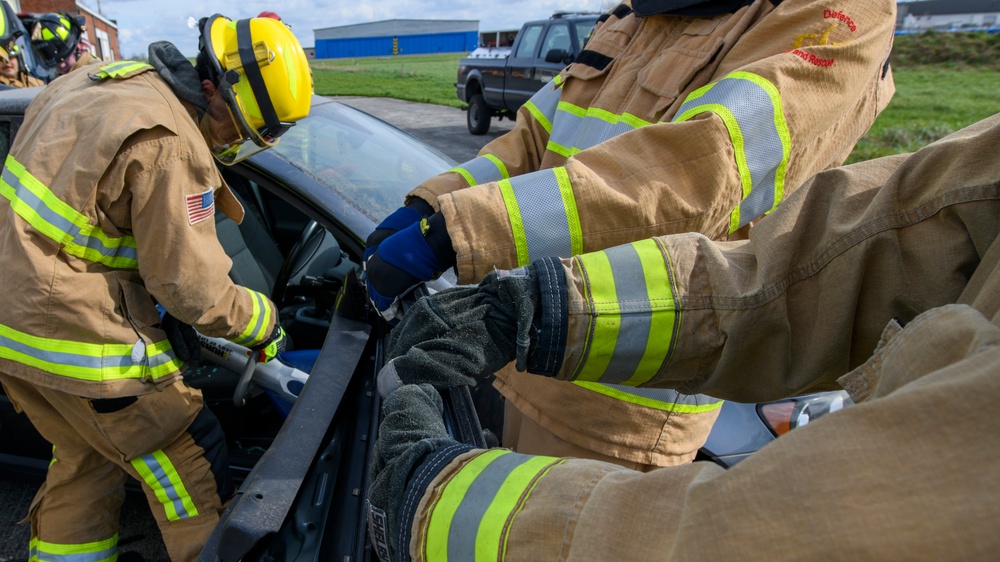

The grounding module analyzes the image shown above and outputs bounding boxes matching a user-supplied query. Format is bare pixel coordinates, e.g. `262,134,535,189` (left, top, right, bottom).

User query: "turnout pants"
0,376,232,562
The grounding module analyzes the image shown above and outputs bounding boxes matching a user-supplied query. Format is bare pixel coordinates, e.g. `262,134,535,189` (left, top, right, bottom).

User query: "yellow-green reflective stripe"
573,381,724,413
616,238,677,386
524,101,553,134
572,240,679,384
427,449,507,562
574,250,617,381
95,61,152,78
675,102,750,231
483,154,510,179
555,167,583,257
450,166,476,186
546,101,651,156
2,157,139,269
521,80,561,135
497,178,530,266
0,322,182,382
449,154,510,187
29,532,118,562
500,169,581,266
425,450,562,562
673,72,790,232
131,450,199,521
235,288,273,346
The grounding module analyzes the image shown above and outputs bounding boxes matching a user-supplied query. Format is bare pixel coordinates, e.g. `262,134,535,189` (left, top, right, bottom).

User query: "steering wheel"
271,219,322,306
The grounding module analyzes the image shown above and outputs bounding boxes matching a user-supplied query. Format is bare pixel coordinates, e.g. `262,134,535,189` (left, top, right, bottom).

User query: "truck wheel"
467,94,491,135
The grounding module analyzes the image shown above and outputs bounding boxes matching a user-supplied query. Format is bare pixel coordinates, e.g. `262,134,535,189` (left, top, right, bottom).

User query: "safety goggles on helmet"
199,14,311,165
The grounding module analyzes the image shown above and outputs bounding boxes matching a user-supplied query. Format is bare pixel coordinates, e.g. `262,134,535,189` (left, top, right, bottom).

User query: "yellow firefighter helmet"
199,14,312,164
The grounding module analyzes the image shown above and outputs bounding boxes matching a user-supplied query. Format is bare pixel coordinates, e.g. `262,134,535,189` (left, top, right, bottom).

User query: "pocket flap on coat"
637,37,723,101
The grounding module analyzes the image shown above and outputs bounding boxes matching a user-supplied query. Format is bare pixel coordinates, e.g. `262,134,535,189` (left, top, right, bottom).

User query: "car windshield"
266,97,455,222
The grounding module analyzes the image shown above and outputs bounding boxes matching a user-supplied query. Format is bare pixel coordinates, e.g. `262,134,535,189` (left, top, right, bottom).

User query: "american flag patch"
186,188,215,225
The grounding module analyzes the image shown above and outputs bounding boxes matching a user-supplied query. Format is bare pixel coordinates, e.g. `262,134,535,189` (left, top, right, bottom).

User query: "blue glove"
364,198,435,260
365,212,456,322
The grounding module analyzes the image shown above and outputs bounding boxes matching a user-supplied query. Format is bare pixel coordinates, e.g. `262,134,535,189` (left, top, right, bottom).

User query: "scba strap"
632,0,756,17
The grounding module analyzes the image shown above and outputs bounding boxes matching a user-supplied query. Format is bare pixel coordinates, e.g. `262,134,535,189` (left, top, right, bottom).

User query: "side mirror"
544,48,573,65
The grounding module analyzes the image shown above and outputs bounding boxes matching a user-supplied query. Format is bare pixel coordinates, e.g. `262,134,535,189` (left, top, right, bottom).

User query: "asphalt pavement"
333,95,516,162
0,96,511,562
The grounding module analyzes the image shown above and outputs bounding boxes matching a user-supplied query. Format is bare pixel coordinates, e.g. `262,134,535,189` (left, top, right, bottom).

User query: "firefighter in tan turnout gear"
364,0,897,470
0,15,311,562
369,113,1000,562
0,45,44,88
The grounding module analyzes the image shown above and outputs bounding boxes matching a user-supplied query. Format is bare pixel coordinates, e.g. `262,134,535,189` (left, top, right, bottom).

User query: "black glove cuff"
527,257,568,376
395,442,475,562
424,212,457,272
406,197,435,216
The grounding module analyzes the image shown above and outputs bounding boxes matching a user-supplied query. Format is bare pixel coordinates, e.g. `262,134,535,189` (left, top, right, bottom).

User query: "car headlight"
758,390,854,436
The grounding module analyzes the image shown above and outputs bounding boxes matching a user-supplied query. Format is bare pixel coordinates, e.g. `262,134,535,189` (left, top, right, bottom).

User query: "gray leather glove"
367,384,464,562
377,266,541,395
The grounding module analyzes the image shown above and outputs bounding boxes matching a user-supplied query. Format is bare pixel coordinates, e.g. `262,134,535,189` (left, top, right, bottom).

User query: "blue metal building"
314,19,479,59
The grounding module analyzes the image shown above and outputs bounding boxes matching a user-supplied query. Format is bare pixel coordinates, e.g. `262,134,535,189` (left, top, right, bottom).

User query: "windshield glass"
268,97,455,222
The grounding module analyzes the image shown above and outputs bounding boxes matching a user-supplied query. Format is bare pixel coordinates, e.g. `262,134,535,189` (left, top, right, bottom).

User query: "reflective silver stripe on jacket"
450,154,509,187
571,240,723,412
547,104,650,157
425,450,563,559
521,77,562,134
498,167,582,266
1,159,139,269
673,71,790,231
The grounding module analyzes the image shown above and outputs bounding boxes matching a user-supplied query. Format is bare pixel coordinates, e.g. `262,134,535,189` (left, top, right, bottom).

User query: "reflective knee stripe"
90,61,153,80
673,71,791,232
521,75,562,135
571,239,679,385
425,449,563,561
547,102,651,158
1,155,139,269
0,322,183,382
131,450,199,521
574,382,723,413
233,287,275,347
29,533,117,562
498,167,582,266
450,154,510,187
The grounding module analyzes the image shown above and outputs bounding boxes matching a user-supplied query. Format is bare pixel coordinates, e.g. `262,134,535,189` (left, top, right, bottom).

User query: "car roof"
0,86,42,114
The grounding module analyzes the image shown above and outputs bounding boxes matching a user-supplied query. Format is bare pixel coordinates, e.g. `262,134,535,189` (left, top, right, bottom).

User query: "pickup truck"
456,12,600,135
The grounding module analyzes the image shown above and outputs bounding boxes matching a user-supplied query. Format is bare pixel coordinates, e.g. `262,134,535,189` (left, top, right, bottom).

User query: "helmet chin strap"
631,0,754,17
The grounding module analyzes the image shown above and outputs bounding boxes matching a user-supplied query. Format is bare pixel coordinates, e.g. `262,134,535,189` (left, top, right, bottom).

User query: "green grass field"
309,32,1000,162
311,54,466,108
846,68,1000,163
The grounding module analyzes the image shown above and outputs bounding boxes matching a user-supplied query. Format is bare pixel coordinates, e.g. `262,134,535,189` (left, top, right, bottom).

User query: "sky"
81,0,620,58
